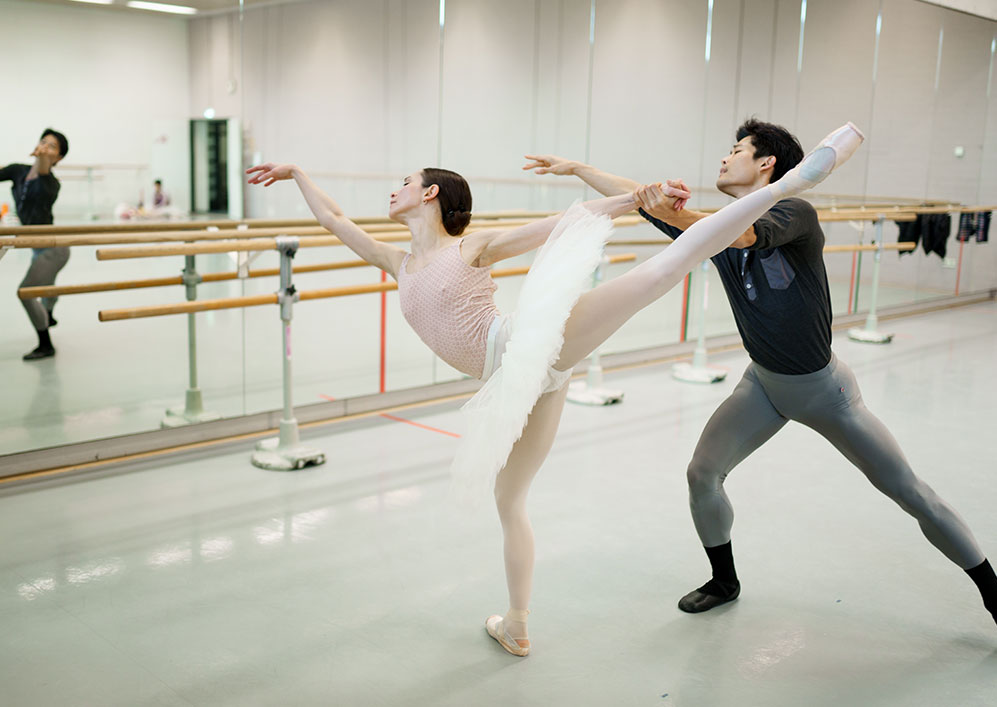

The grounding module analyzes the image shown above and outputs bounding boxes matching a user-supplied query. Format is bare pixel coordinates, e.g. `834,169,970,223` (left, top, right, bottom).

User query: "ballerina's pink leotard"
397,241,500,380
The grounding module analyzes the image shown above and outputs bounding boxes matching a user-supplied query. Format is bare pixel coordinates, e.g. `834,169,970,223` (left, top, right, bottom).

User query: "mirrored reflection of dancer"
0,128,70,360
246,122,862,656
526,118,997,629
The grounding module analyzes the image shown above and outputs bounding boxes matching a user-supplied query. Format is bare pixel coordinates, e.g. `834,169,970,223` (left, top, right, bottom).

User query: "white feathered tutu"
450,202,615,503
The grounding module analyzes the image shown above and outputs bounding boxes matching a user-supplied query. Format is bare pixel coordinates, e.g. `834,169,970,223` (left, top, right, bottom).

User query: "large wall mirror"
2,0,994,472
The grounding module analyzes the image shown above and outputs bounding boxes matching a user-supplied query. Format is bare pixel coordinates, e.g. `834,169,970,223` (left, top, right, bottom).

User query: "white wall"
0,0,191,219
187,0,996,209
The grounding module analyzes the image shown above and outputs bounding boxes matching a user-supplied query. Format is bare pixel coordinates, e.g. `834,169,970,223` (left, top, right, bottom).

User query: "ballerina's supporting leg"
489,382,571,655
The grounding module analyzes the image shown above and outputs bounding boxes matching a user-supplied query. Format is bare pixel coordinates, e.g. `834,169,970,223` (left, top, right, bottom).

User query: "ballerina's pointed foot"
771,122,865,197
485,615,531,657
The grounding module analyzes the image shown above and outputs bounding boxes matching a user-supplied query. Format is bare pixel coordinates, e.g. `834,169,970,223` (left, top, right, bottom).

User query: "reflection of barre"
610,240,918,252
672,260,728,385
825,242,915,253
92,216,648,259
567,255,625,406
2,224,397,248
2,217,559,248
97,254,638,322
0,218,318,237
848,218,902,344
19,259,374,299
95,234,405,259
0,210,575,237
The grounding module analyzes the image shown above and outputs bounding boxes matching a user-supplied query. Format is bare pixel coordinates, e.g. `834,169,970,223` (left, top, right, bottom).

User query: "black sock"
37,328,53,350
704,541,738,585
966,559,997,617
47,309,57,327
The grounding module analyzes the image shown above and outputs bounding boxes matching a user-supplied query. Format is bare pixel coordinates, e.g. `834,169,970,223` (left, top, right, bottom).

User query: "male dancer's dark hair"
735,118,803,182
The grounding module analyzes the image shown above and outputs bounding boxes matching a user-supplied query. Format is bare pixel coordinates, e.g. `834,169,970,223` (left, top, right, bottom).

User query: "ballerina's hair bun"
422,167,472,236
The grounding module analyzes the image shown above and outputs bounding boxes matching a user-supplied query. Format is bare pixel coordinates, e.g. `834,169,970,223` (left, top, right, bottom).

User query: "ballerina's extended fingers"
522,154,552,173
245,163,283,187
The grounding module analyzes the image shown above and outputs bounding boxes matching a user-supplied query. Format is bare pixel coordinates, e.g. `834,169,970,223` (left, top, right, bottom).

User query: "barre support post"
567,255,624,406
848,216,894,344
252,236,326,471
673,260,727,384
162,253,222,428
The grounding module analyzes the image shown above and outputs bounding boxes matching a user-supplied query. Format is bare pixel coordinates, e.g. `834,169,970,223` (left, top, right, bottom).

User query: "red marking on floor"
320,394,460,438
379,413,461,438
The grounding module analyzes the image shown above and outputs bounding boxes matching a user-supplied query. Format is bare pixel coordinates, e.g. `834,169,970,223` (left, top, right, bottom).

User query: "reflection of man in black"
1,128,70,360
524,118,997,629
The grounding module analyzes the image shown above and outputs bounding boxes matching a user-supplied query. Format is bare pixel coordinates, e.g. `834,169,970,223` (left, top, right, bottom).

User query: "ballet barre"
96,253,638,322
0,210,556,237
18,258,374,299
88,216,650,260
0,218,536,249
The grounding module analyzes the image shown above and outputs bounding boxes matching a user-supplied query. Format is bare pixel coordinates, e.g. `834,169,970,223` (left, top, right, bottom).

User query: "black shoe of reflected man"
23,345,55,361
678,579,740,613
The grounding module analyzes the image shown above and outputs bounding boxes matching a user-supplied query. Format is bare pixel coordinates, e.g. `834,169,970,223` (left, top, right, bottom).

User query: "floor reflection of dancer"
246,122,862,656
0,128,70,360
525,118,997,628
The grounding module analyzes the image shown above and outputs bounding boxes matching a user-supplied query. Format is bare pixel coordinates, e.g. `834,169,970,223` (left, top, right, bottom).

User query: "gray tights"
19,247,70,330
687,355,984,569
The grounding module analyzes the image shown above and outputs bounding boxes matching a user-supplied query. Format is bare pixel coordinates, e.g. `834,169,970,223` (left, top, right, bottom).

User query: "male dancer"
523,118,997,626
1,128,70,360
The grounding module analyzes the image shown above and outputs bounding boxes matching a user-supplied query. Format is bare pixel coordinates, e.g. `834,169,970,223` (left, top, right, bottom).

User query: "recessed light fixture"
126,1,197,15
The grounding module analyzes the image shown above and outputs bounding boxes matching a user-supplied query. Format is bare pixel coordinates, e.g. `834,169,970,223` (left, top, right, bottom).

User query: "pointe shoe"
485,615,530,657
771,122,865,197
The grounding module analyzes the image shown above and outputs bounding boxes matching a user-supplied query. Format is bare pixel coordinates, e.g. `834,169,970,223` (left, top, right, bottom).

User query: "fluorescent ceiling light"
68,0,114,4
126,1,197,14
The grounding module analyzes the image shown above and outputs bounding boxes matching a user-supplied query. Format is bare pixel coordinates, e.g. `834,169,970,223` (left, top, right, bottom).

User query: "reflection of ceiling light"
126,1,197,14
68,0,114,4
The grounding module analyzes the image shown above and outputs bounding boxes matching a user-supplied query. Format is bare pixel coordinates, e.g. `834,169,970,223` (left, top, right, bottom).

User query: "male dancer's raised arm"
524,154,758,248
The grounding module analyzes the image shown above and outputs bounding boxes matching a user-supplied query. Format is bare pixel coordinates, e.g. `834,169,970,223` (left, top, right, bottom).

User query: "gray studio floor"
2,302,996,707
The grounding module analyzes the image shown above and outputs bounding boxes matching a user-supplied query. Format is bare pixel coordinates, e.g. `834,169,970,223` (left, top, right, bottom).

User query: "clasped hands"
633,179,690,217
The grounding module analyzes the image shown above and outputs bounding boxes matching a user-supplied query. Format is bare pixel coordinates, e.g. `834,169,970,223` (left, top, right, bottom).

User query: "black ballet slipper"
678,579,740,613
23,345,56,361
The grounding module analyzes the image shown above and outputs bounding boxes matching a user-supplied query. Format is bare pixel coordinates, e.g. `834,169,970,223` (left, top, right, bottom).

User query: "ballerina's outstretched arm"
246,163,408,278
463,184,689,268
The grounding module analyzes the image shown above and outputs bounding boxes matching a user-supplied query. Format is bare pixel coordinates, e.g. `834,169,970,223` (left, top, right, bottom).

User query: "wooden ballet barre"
95,234,408,260
0,210,567,238
824,242,916,253
607,240,918,252
97,253,638,322
18,258,373,299
91,216,647,260
0,216,541,249
0,218,318,237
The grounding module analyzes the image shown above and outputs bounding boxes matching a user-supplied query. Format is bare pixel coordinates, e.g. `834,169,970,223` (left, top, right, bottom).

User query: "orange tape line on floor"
319,394,460,438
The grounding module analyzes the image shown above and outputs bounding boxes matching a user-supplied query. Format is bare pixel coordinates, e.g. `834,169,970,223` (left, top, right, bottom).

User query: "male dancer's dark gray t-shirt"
0,163,61,226
640,198,832,375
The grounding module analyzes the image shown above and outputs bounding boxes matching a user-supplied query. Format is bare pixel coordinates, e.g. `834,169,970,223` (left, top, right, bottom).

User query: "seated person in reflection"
152,179,171,209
